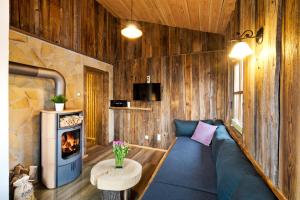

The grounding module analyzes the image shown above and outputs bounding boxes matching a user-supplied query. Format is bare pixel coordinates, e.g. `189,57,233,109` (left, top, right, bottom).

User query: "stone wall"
9,30,114,169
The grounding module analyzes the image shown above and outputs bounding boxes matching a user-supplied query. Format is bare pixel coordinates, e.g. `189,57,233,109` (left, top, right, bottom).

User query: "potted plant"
51,95,68,111
112,141,129,168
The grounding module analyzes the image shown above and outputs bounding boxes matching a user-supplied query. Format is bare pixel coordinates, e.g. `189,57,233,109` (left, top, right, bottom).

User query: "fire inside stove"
61,130,80,159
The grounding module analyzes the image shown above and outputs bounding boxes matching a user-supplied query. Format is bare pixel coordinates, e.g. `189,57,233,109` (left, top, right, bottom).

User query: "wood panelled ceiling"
96,0,236,34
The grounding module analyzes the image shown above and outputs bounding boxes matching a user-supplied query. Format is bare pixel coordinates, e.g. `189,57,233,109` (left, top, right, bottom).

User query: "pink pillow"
191,121,217,146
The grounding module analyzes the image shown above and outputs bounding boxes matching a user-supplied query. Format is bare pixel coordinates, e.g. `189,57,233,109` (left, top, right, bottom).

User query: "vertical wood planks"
113,52,226,149
223,0,299,198
10,0,119,64
279,0,300,199
84,67,109,146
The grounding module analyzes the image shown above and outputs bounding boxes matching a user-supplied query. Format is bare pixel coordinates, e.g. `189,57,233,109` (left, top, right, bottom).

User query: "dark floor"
34,145,165,200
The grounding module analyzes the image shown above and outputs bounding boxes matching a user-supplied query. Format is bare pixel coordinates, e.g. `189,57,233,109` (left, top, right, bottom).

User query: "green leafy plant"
51,95,68,103
113,141,129,168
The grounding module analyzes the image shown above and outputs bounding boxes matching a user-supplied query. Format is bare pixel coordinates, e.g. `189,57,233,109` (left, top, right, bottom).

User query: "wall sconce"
229,27,264,59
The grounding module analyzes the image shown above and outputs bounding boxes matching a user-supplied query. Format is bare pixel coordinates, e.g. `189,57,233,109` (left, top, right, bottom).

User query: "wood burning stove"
41,110,83,189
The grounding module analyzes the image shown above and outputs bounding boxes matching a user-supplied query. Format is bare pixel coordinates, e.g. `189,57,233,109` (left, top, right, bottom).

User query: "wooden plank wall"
9,1,224,64
9,0,226,149
113,22,226,149
225,0,300,199
116,19,225,60
279,0,300,199
114,52,226,149
9,0,119,64
224,0,280,185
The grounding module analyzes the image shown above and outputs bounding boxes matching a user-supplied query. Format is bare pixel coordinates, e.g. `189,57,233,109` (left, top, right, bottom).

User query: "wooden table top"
90,158,142,191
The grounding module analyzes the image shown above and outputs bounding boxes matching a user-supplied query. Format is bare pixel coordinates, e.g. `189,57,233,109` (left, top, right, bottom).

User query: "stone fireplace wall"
9,30,114,169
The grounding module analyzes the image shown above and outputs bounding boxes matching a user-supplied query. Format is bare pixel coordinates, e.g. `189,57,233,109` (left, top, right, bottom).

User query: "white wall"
0,0,9,199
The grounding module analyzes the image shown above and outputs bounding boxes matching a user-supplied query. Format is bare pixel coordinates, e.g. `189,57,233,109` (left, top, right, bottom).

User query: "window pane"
233,94,238,120
233,94,243,125
240,61,243,90
234,63,240,92
240,94,243,126
232,61,243,132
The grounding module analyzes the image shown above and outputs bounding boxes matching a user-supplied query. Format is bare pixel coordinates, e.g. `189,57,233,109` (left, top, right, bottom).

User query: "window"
232,61,243,133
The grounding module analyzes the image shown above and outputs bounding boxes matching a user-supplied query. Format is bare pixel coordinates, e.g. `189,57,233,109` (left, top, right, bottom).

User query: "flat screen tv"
133,83,161,101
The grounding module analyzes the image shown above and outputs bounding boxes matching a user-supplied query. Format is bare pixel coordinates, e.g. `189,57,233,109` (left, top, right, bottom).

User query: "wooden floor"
34,145,165,200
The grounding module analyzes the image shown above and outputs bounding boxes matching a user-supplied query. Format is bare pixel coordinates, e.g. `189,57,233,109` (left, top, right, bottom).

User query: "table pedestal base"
101,189,130,200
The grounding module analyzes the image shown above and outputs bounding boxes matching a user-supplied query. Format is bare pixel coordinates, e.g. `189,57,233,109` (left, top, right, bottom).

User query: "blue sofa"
142,120,276,200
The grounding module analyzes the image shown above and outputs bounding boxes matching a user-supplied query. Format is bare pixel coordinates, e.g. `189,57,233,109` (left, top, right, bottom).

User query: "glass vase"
115,155,124,168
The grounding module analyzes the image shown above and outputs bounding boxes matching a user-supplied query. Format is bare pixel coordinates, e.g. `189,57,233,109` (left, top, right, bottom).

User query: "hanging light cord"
130,0,133,22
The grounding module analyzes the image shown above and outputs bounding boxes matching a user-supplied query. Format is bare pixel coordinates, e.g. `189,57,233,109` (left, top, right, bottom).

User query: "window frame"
231,60,244,134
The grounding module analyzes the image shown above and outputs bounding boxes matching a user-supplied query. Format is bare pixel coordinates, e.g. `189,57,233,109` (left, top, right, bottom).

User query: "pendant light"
121,0,142,39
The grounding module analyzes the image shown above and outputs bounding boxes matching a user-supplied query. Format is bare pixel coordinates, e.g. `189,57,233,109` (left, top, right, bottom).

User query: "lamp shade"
229,42,253,59
121,23,142,39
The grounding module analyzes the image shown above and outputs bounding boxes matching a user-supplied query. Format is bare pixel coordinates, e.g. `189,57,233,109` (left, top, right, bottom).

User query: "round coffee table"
90,158,142,200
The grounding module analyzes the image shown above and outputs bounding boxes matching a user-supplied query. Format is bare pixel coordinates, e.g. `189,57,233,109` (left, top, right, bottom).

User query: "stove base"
57,156,82,187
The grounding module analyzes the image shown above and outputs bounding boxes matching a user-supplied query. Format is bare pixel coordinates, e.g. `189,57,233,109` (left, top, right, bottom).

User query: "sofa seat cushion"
153,137,217,194
142,182,217,200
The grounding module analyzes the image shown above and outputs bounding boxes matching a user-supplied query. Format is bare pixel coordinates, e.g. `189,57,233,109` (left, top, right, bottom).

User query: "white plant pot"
55,103,64,111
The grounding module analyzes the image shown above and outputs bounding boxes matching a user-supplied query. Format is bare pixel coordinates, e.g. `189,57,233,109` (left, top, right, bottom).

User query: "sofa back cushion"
212,126,276,200
213,119,224,126
191,121,217,146
174,119,214,137
232,174,276,200
216,141,257,199
211,125,234,161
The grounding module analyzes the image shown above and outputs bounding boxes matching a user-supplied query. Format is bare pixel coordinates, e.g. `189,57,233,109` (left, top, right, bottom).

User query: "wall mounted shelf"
109,107,152,111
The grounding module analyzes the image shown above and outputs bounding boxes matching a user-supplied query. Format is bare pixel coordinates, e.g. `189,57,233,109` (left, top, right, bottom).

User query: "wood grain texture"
279,0,300,199
116,20,225,61
35,145,165,200
114,52,227,149
109,107,152,111
97,0,236,33
84,67,109,145
10,0,119,64
113,22,225,150
225,0,280,185
223,0,300,199
9,0,225,64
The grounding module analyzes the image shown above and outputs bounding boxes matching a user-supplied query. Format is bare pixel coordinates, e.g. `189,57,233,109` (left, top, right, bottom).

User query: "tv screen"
133,83,161,101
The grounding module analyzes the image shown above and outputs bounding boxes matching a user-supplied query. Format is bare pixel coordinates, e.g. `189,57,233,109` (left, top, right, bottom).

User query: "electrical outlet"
147,75,151,83
157,134,161,141
145,135,149,140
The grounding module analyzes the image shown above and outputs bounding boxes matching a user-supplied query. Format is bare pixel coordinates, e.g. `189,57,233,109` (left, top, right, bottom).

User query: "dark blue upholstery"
232,174,276,200
174,119,214,137
211,125,234,161
213,119,224,126
153,137,217,194
215,142,257,199
143,182,216,200
213,126,276,200
142,120,276,200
